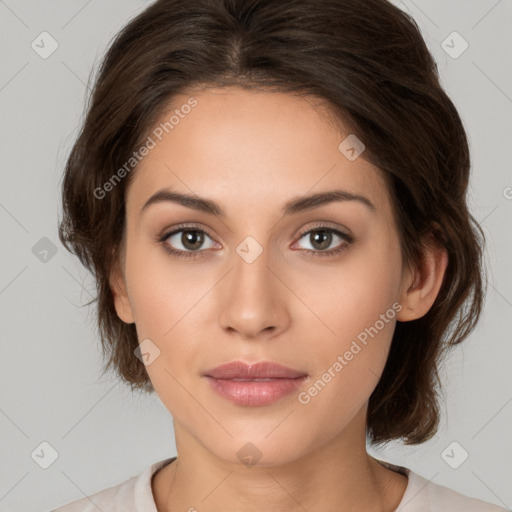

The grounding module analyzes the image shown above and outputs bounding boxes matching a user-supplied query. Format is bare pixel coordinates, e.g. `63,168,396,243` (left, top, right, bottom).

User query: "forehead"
126,87,391,218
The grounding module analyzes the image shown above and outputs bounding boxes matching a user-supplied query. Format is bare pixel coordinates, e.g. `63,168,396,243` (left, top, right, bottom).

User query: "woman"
53,0,509,510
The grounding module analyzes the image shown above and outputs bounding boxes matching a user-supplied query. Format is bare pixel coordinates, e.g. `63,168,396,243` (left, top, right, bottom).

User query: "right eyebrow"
141,188,223,216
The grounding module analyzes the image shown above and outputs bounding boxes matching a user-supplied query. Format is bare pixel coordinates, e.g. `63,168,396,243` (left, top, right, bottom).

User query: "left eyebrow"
140,187,376,217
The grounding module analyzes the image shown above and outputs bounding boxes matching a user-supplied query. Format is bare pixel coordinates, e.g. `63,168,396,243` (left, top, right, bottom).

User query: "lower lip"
205,376,308,406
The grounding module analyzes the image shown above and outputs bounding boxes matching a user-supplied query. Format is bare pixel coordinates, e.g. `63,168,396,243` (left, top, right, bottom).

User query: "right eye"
159,225,219,259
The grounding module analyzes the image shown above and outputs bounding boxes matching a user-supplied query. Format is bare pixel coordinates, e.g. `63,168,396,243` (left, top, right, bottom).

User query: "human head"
58,0,485,448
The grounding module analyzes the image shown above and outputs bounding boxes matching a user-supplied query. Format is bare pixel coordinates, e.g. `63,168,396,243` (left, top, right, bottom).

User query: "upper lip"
203,361,308,379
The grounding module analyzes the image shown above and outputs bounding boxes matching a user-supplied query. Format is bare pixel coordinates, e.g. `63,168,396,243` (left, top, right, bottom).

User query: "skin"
110,86,448,512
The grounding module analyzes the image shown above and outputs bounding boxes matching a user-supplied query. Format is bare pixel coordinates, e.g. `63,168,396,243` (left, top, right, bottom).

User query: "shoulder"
51,458,176,512
407,471,509,512
377,459,510,512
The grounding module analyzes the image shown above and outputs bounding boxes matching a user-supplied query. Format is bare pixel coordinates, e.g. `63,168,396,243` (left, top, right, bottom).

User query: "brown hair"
58,0,486,446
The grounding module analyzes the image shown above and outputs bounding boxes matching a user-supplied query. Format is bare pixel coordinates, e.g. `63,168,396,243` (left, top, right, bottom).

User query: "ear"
109,253,135,325
396,237,448,322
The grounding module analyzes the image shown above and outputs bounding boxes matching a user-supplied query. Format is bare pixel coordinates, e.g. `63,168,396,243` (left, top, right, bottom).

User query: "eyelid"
158,222,351,243
158,222,215,241
294,221,353,241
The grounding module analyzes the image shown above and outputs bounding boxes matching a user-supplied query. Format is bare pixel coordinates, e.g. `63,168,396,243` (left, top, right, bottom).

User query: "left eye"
293,227,352,254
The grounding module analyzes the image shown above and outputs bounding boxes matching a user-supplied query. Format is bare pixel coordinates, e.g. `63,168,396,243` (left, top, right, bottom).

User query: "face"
111,87,430,466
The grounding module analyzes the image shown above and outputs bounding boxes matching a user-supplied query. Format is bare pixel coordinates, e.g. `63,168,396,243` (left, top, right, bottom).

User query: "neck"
152,410,408,512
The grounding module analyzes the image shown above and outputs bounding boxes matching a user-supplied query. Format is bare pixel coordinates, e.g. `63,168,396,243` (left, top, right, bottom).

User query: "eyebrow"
140,187,376,217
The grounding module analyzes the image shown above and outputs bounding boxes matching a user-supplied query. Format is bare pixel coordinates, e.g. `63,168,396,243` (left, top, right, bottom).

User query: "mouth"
203,361,309,406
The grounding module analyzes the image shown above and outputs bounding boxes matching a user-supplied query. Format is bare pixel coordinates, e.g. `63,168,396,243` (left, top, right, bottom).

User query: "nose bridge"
233,235,273,295
218,234,288,338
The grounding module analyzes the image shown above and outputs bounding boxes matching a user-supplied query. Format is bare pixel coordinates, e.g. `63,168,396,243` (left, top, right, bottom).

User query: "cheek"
300,237,402,344
126,259,205,410
124,243,208,336
123,248,212,395
296,266,401,433
294,235,402,406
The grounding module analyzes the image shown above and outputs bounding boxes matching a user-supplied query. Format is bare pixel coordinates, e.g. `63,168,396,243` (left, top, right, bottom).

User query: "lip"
203,361,309,407
204,361,307,379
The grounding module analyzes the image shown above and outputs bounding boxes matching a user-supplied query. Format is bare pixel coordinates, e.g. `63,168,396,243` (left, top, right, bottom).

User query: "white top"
52,456,510,512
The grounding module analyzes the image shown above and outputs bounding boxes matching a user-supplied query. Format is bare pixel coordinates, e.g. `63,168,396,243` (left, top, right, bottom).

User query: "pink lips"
203,361,309,407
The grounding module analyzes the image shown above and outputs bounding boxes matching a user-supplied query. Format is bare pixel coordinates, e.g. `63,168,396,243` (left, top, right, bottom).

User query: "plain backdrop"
0,1,511,511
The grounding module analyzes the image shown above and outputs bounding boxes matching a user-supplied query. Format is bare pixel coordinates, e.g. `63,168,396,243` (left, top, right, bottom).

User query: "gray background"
0,1,511,510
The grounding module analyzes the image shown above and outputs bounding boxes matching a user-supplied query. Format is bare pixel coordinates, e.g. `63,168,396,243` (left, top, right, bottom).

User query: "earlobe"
396,242,448,322
109,262,135,325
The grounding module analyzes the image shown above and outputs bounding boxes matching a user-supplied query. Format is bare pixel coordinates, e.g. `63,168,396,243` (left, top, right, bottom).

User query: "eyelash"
157,223,354,260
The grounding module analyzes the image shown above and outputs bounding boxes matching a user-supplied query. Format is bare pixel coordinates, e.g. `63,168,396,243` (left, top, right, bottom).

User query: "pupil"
312,230,331,250
183,230,203,250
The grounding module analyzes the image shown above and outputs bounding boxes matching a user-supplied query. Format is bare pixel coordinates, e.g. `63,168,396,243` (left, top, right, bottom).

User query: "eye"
159,224,218,259
292,225,353,256
158,223,353,260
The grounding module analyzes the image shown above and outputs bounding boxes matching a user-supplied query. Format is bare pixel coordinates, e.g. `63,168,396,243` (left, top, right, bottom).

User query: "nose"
218,242,290,340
